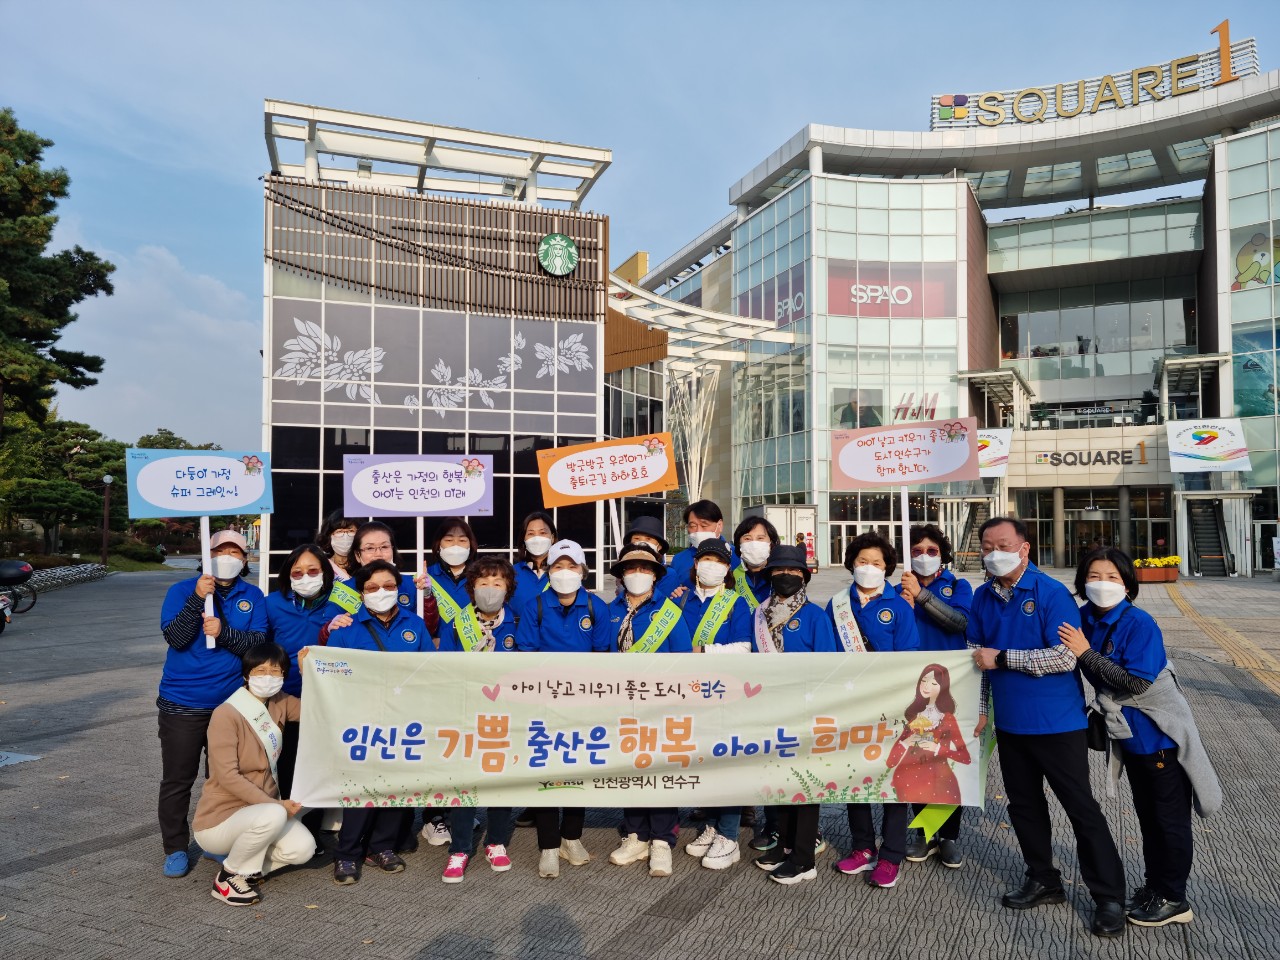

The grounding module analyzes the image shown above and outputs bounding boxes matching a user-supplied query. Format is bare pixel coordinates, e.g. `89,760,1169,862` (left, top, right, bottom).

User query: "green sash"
327,580,362,614
692,590,738,648
733,568,761,611
454,604,502,652
430,575,464,624
626,598,683,654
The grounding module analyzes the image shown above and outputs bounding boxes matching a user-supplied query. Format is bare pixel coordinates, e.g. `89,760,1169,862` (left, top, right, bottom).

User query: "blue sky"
5,0,1272,449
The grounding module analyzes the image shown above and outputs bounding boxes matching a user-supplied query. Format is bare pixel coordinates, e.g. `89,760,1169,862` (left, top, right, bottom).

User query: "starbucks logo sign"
537,233,579,276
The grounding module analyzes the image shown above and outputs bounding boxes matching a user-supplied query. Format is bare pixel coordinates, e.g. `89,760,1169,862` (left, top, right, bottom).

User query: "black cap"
693,539,732,565
762,544,811,582
609,543,668,580
623,515,669,556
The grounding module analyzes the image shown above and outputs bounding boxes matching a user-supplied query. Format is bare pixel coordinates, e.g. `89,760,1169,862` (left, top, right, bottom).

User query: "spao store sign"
826,260,956,319
929,21,1253,129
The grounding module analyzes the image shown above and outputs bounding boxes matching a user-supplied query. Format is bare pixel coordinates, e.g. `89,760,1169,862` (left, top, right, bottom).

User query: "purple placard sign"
343,455,494,517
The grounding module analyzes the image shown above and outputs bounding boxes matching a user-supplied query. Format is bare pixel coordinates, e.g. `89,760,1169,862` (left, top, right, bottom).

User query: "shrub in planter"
114,540,165,563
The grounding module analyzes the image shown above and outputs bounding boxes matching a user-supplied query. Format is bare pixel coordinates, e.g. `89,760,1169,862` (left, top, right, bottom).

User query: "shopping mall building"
257,22,1280,582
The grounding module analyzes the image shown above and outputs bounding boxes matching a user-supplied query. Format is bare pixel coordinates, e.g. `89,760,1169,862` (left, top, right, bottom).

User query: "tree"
6,477,100,552
0,108,115,436
135,427,220,450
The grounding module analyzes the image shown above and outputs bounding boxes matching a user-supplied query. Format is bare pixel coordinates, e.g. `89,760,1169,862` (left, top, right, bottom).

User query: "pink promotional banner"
831,417,980,489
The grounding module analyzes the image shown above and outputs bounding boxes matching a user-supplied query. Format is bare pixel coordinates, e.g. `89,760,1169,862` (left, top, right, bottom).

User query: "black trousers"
157,711,212,855
335,808,410,862
1123,749,1193,901
996,728,1125,903
535,807,585,850
911,802,963,841
277,720,324,834
847,803,910,864
775,804,820,869
621,808,679,845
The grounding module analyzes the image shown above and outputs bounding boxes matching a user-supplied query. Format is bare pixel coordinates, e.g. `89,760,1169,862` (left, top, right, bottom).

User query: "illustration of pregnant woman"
886,663,972,803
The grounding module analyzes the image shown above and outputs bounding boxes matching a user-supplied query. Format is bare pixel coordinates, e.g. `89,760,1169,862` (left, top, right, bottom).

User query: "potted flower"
1134,556,1181,582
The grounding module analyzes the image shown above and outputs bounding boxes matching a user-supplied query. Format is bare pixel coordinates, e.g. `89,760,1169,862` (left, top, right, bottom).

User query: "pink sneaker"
485,844,512,872
441,852,469,883
835,849,877,875
867,859,900,888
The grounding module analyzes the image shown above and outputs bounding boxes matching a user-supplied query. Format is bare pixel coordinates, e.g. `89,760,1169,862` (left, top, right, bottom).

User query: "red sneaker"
441,852,469,883
834,849,877,875
867,859,900,888
485,844,512,872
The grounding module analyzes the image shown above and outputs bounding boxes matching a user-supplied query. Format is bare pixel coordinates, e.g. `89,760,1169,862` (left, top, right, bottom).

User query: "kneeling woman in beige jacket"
193,642,315,906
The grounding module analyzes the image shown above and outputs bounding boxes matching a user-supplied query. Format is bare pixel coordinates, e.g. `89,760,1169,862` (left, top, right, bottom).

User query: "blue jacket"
264,590,332,696
606,593,694,653
326,604,432,653
512,561,550,614
904,570,973,652
159,576,267,709
678,588,752,648
826,586,920,652
751,601,839,653
1080,599,1176,754
438,603,519,653
967,563,1085,735
662,540,740,595
515,588,612,653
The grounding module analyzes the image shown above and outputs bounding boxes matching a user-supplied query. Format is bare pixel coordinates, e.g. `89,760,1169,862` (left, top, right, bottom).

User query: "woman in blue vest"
825,531,920,889
349,521,439,634
1058,547,1221,928
425,517,479,633
434,556,519,884
606,544,693,879
512,510,556,612
896,523,973,867
750,544,839,885
514,540,613,878
675,539,752,869
324,559,433,884
157,528,267,878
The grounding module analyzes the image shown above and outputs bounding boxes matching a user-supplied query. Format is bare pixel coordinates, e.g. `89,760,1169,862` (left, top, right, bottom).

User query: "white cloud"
53,245,263,450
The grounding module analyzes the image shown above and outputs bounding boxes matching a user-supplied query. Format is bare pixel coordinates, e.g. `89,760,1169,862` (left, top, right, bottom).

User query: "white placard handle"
200,516,215,649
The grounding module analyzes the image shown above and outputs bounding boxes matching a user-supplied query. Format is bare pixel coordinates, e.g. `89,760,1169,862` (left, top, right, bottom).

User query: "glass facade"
733,179,810,327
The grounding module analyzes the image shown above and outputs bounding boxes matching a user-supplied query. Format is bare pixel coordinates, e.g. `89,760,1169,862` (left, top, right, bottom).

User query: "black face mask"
772,574,804,598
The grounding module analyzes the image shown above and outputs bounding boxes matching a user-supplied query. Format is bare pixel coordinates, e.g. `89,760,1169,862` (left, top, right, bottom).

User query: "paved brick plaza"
2,567,1278,959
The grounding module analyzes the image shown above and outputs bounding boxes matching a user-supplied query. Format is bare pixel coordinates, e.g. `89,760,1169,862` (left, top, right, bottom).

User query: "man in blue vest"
666,500,740,594
968,516,1126,938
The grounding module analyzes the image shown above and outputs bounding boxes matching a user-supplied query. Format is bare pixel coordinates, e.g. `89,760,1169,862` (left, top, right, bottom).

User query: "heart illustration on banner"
743,682,762,698
482,684,501,701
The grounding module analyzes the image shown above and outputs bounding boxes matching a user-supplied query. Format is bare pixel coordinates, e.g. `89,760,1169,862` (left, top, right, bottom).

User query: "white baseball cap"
547,539,586,567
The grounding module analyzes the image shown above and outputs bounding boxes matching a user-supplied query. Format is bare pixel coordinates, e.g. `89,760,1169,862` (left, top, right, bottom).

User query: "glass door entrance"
829,522,892,567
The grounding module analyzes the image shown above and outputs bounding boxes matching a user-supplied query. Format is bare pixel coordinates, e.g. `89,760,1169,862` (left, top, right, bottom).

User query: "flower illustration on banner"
462,367,508,409
274,317,385,403
497,331,526,375
642,436,666,457
461,458,484,479
535,332,593,379
423,360,466,415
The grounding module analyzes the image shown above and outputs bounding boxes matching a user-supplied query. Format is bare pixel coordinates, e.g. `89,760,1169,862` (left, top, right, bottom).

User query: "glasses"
911,547,940,558
360,542,393,555
290,568,323,579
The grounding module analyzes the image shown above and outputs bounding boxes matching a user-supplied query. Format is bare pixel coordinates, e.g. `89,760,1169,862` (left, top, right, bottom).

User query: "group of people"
157,501,1219,937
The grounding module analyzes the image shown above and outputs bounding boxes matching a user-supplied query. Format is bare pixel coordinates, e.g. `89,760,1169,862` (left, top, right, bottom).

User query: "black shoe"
688,808,710,821
1091,900,1126,938
905,832,935,862
938,838,962,869
749,829,779,852
769,860,816,885
754,847,788,872
1127,897,1194,927
1125,885,1155,912
514,809,535,828
1002,878,1067,910
740,806,757,829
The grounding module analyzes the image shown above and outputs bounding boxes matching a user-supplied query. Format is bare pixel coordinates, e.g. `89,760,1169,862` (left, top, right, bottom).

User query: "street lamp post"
101,475,114,566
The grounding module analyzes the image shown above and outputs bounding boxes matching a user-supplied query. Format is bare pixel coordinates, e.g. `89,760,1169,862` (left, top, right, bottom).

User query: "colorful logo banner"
977,429,1013,478
291,650,985,809
831,418,980,490
343,455,494,516
1165,419,1252,473
537,433,679,507
124,448,274,519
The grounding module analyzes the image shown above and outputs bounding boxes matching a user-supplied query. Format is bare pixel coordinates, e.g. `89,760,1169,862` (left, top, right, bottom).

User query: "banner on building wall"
1165,419,1252,473
343,455,495,516
125,449,274,518
977,429,1013,478
537,433,679,507
831,418,980,489
291,649,985,809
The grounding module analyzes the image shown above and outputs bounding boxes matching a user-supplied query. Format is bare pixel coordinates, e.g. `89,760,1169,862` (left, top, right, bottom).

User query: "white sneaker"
609,833,650,866
649,839,673,877
422,819,451,846
559,838,591,865
538,848,560,878
685,825,717,858
702,833,741,870
211,869,260,906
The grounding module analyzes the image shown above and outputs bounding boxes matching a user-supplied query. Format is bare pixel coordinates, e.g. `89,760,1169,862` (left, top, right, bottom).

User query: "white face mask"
474,585,507,614
524,536,553,557
247,675,284,698
549,569,583,595
696,560,728,587
211,555,243,580
364,587,399,613
911,553,942,577
329,532,355,556
1085,581,1127,608
688,531,718,549
439,545,470,567
983,549,1023,577
739,540,772,567
853,565,886,590
292,574,324,599
623,571,655,596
